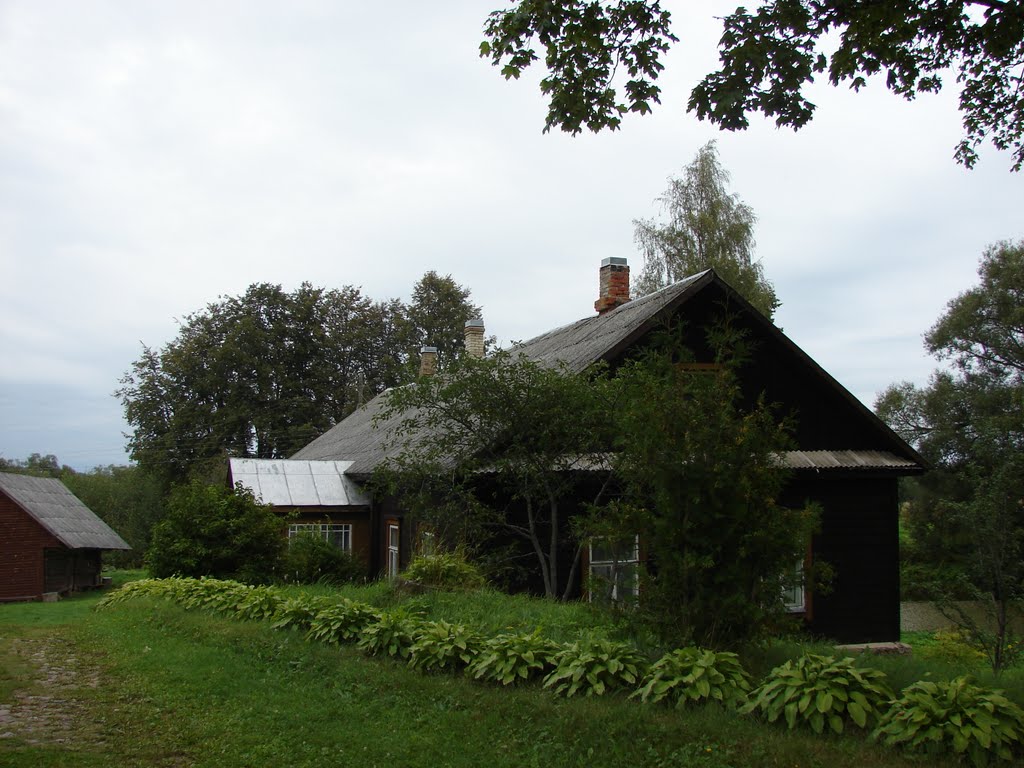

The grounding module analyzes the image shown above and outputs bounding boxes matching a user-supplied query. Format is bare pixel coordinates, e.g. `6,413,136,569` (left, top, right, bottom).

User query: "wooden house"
287,260,925,642
0,472,130,601
227,458,374,574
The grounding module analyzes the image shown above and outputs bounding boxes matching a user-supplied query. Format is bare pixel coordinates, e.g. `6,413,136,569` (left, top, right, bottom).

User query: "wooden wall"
0,491,62,601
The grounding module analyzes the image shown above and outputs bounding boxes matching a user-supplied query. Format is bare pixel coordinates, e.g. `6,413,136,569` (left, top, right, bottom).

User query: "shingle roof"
229,458,371,506
293,274,712,474
0,472,131,550
292,269,925,476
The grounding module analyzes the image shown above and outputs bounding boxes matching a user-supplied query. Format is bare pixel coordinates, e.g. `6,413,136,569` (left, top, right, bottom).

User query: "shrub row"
98,578,1024,766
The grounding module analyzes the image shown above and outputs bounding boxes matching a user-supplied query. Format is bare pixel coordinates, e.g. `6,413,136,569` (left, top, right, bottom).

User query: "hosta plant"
873,676,1024,766
271,596,334,632
358,611,424,660
543,637,647,697
741,654,892,734
232,585,284,621
633,647,751,708
407,621,483,672
467,631,560,686
306,599,381,645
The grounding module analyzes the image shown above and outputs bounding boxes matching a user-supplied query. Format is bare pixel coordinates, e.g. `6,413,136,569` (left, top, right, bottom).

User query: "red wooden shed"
0,472,130,601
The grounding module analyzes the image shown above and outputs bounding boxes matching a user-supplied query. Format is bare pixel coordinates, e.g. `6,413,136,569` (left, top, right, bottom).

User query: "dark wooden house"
290,260,925,643
0,472,130,601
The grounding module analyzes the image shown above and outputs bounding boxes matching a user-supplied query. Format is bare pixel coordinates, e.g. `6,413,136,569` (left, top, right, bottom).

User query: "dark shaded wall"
782,475,901,643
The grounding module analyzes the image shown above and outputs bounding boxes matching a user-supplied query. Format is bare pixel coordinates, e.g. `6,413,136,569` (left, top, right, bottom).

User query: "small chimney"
418,346,438,376
595,257,630,314
464,318,485,359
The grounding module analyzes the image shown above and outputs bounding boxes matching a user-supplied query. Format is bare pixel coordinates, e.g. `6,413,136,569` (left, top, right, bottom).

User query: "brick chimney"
464,318,485,359
594,257,630,314
418,346,438,376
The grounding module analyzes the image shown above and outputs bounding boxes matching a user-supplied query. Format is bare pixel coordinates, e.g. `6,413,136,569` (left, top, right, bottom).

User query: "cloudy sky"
1,1,1021,471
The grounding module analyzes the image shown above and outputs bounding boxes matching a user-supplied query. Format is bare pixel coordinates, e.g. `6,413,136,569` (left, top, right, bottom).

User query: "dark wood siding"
783,476,900,643
1,490,63,600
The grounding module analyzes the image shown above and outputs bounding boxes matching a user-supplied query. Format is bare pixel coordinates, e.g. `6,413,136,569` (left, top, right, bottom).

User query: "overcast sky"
1,1,1021,471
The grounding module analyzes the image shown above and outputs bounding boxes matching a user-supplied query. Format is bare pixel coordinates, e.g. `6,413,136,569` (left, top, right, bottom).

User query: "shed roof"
229,459,371,507
0,472,131,550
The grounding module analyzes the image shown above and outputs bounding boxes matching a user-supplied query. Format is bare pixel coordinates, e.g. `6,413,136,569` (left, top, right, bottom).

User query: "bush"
403,551,486,590
917,629,989,667
358,611,424,660
543,637,647,697
146,481,283,582
306,599,381,644
407,621,483,672
282,532,366,585
741,654,893,734
874,676,1024,766
467,631,560,685
633,647,751,709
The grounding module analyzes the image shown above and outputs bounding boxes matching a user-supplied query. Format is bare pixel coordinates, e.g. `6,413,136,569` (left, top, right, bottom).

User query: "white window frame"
288,523,352,552
387,523,400,578
783,558,806,613
588,535,640,604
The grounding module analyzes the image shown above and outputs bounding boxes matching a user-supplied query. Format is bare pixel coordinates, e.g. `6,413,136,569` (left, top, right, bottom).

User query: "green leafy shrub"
874,676,1024,766
408,621,483,672
282,532,366,585
741,654,892,734
306,600,381,645
632,647,751,708
358,611,424,659
917,629,989,667
467,631,560,685
232,585,284,621
146,481,283,582
402,551,486,590
543,637,647,697
271,596,335,632
96,577,172,608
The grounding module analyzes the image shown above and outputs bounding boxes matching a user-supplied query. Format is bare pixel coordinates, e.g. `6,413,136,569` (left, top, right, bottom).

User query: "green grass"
1,576,1019,767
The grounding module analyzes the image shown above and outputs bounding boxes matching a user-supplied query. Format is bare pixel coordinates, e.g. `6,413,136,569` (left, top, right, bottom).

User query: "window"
288,523,352,552
387,523,400,578
588,536,640,604
783,559,806,613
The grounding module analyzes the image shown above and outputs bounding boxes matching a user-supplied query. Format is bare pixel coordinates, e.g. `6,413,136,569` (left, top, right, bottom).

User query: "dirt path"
0,632,106,749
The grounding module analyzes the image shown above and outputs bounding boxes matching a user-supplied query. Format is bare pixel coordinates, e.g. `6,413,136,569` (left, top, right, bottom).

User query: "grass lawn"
0,575,1018,767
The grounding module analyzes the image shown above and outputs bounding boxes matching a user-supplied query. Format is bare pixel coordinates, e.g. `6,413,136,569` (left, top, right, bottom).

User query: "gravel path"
0,633,105,748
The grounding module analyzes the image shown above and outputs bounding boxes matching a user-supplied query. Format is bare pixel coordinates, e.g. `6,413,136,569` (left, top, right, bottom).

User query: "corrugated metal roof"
0,472,131,550
781,450,920,471
229,459,371,506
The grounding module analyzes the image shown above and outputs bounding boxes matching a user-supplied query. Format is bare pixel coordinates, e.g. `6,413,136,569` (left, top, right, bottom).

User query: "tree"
876,240,1024,672
373,350,617,600
406,271,483,369
117,275,481,487
146,480,284,582
0,453,67,477
481,1,1024,170
633,142,778,318
610,323,817,646
62,464,165,568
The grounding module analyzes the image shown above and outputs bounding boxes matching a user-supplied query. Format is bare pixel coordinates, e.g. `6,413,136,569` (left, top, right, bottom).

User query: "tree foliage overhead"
118,273,480,486
482,1,1024,170
633,141,778,318
876,240,1024,671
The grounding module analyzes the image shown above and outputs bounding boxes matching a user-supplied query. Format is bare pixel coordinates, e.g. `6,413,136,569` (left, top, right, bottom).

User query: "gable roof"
229,458,371,507
292,270,925,476
0,472,131,550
